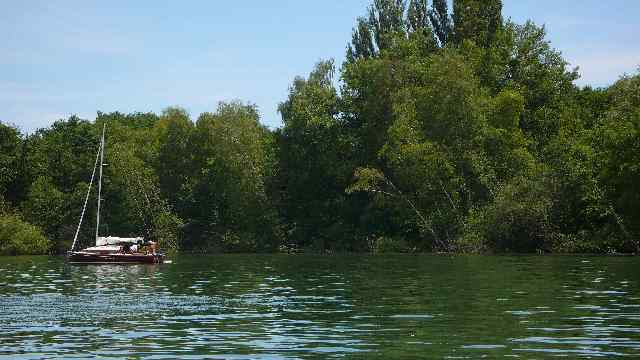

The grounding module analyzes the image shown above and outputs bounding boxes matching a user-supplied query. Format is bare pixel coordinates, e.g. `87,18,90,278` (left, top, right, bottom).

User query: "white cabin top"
96,236,144,246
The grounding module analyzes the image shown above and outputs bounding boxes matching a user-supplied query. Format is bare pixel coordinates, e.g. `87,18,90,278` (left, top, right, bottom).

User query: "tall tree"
348,0,408,61
347,17,377,61
153,107,195,216
407,0,429,33
277,60,360,250
109,137,182,252
190,101,280,251
452,0,503,47
593,72,640,250
429,0,452,46
504,21,579,148
0,123,22,204
368,0,407,51
407,0,438,51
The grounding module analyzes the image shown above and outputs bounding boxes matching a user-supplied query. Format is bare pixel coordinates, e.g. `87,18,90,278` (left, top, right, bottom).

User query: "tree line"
1,0,638,255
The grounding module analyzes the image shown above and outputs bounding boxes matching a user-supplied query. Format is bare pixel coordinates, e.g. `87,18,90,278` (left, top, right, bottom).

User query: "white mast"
95,123,106,244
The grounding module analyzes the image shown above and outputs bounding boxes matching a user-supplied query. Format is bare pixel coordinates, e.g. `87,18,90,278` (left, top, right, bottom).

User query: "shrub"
459,170,555,253
371,235,411,254
0,214,51,255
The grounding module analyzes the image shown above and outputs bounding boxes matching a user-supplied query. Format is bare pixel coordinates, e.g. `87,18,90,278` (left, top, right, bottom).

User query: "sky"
1,0,638,133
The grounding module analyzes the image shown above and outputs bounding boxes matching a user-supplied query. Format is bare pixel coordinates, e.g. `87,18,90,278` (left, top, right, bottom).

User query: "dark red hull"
67,251,165,264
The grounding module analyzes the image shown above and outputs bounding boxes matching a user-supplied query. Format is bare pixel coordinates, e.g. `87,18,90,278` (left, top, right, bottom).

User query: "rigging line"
70,139,102,252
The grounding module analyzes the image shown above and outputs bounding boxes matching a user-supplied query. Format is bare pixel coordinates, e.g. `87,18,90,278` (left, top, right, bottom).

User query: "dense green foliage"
1,0,638,254
0,201,50,255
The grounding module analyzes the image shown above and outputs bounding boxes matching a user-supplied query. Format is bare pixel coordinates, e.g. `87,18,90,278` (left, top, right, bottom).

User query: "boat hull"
67,251,165,264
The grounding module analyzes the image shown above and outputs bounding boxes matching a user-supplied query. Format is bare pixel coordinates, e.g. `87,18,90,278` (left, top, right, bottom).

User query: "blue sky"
1,1,638,133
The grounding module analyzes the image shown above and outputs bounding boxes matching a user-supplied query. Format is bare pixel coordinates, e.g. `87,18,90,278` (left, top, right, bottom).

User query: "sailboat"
67,124,165,264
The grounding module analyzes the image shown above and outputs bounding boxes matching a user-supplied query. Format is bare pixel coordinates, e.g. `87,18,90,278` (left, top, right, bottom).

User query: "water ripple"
1,255,639,358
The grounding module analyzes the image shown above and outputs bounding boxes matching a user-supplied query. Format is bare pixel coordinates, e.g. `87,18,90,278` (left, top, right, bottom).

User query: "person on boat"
130,243,139,253
143,241,157,255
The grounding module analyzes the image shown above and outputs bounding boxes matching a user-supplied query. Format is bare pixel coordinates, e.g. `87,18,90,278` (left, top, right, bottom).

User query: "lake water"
1,254,639,359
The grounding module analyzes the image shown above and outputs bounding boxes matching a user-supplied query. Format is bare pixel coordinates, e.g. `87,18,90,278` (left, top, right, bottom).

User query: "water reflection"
0,255,639,358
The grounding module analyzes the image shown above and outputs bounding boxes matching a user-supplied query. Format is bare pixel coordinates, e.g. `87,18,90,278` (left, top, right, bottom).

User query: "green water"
1,255,639,359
